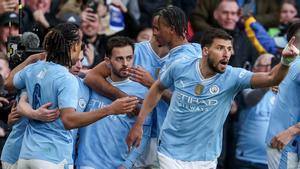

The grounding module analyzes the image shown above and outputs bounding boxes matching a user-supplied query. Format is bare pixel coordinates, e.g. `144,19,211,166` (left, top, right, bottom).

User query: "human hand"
107,96,139,115
271,86,279,94
81,8,99,22
33,9,50,28
126,122,143,152
8,101,20,125
0,97,9,108
0,0,18,14
85,44,95,66
111,0,127,13
31,102,59,122
271,127,296,150
129,67,155,88
281,36,299,66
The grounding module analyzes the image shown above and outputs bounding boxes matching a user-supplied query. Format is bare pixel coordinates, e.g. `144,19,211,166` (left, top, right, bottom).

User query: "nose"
223,48,231,58
123,59,129,67
76,60,83,69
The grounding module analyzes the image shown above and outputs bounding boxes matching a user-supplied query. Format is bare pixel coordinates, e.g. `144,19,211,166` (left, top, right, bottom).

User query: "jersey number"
32,83,41,109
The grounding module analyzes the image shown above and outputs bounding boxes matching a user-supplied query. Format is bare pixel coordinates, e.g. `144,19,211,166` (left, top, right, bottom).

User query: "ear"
104,56,111,66
203,46,209,57
213,10,218,20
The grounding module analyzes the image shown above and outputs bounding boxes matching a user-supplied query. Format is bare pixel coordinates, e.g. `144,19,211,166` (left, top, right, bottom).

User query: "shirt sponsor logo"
177,93,218,112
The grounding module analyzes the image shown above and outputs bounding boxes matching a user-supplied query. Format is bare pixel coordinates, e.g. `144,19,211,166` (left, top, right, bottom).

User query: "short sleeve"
57,75,79,109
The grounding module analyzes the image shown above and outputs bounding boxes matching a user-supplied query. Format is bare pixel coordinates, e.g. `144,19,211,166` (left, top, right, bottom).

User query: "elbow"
84,73,93,86
4,79,14,92
63,122,75,130
61,116,75,130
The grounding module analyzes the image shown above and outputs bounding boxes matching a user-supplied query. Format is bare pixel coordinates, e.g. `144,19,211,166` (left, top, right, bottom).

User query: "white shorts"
133,138,159,168
77,166,95,169
2,161,18,169
158,152,217,169
267,146,300,169
17,159,73,169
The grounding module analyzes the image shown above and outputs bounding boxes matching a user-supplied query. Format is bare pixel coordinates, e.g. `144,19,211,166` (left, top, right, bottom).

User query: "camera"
7,32,44,69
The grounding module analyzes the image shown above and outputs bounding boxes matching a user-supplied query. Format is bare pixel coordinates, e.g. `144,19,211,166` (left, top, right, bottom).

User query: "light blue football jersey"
1,91,28,164
134,42,202,136
236,90,276,164
158,57,253,161
76,78,152,169
13,61,80,164
70,78,91,161
266,58,300,146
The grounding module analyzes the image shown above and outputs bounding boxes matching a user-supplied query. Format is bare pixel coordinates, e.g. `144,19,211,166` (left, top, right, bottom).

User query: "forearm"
122,133,151,168
61,106,111,129
161,89,172,104
269,63,289,86
5,53,44,91
135,81,164,126
252,63,289,88
17,99,36,119
289,123,300,136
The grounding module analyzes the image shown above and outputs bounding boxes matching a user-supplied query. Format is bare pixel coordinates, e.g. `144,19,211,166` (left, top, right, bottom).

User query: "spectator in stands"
191,0,279,33
213,0,259,68
0,0,18,15
80,11,108,68
22,0,60,42
0,12,19,54
235,53,275,169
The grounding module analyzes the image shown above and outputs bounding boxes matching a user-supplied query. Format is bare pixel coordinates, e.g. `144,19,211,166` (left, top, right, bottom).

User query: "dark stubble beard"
207,55,225,74
111,65,129,79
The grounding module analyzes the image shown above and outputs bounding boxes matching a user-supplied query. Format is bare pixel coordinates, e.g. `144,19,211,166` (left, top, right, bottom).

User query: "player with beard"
126,28,299,169
76,36,152,169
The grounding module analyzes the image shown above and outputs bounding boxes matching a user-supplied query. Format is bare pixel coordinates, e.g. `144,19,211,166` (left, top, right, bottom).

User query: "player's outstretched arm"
60,96,138,129
5,53,46,92
126,80,166,151
251,36,299,88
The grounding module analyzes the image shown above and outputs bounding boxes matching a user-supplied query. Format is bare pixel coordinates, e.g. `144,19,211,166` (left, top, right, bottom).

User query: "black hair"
287,20,300,42
106,36,134,58
43,23,80,68
200,28,233,49
155,6,187,38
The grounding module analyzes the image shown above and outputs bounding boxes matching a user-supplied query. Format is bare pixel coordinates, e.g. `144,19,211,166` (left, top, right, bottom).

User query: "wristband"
281,56,295,66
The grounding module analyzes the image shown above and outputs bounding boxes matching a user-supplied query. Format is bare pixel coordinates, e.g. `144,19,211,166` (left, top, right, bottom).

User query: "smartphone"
86,0,98,13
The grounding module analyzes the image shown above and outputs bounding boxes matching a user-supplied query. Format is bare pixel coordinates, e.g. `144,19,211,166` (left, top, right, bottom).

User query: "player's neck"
169,37,188,50
200,59,217,79
110,73,129,82
150,40,169,58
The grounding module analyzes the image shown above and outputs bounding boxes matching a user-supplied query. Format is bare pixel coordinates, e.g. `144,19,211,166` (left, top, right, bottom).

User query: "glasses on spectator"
256,64,271,68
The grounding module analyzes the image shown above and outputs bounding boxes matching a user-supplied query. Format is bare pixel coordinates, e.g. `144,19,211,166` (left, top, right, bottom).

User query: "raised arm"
84,61,127,100
126,80,166,151
4,53,46,92
251,37,299,88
